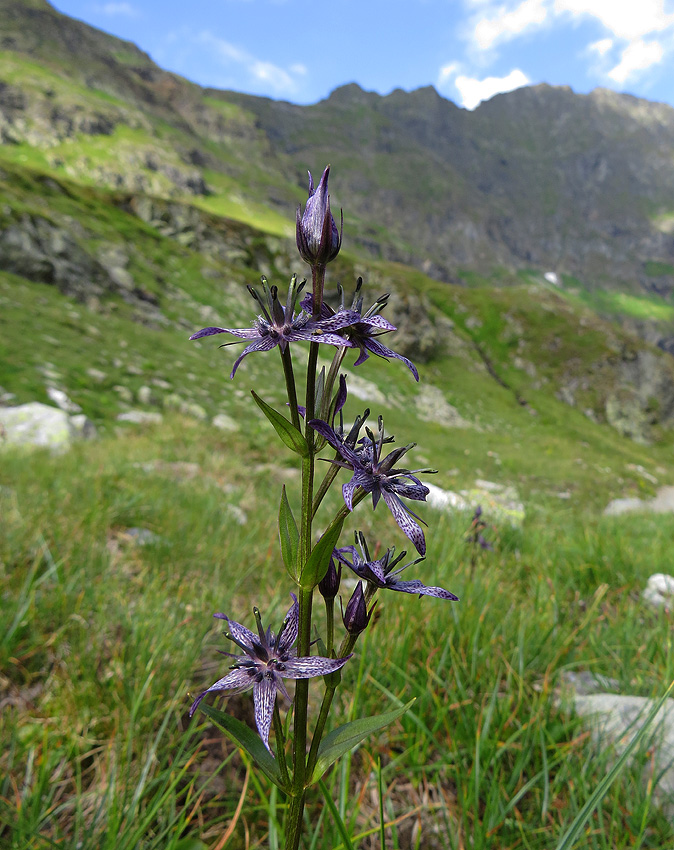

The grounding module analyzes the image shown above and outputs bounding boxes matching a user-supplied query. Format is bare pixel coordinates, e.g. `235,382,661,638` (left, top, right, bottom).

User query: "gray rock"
642,574,674,612
137,385,155,405
571,693,674,819
425,479,525,527
69,414,97,440
113,385,134,403
116,411,163,424
120,527,162,546
559,670,620,696
212,413,239,432
604,486,674,516
46,386,82,414
0,402,73,452
415,385,472,428
86,368,107,384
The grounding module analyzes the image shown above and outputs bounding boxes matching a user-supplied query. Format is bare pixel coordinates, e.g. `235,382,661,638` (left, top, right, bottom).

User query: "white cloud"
553,0,674,41
473,0,549,49
588,37,613,56
438,62,459,84
454,68,530,108
96,2,138,15
196,32,303,95
607,38,665,83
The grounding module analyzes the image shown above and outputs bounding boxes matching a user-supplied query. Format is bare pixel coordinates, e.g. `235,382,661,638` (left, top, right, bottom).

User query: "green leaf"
279,486,300,582
300,518,343,590
309,698,415,785
199,703,285,790
251,390,309,457
554,677,674,850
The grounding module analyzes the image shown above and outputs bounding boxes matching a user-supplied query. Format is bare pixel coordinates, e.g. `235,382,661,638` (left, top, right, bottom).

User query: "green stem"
312,455,341,518
273,701,291,790
284,792,306,850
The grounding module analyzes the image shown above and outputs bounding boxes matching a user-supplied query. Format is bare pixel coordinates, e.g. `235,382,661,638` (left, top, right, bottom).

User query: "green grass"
3,420,674,848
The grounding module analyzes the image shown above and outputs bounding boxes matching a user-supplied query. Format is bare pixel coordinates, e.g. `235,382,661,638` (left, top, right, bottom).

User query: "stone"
69,414,97,440
137,385,155,405
570,693,674,819
415,385,472,429
116,411,163,424
113,385,134,403
212,413,239,432
425,479,525,527
0,402,73,452
604,486,674,517
119,527,162,546
642,574,674,612
86,368,107,384
46,386,82,414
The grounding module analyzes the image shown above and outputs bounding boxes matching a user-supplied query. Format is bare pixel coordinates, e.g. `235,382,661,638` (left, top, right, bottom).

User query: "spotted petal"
381,489,426,555
253,678,277,752
388,579,459,600
281,655,350,679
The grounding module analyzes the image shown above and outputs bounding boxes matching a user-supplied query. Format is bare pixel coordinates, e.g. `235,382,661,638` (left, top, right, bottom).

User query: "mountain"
2,0,674,295
2,0,674,451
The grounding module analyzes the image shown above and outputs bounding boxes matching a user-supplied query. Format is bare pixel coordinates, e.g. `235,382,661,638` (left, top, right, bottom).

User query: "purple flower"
309,416,435,555
189,276,358,378
296,166,342,268
189,595,350,752
337,533,458,600
302,279,418,380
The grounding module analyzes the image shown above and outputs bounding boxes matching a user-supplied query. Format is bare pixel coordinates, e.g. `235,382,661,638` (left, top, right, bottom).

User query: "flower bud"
296,165,342,267
319,556,341,600
342,581,372,636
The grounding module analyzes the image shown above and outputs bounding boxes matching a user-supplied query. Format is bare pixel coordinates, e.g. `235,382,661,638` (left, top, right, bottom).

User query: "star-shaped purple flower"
189,276,358,378
189,595,350,752
301,279,418,380
309,416,435,555
337,533,458,600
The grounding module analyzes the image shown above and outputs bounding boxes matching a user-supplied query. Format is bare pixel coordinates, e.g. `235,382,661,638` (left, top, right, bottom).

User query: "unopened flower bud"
342,581,372,635
319,556,341,600
296,165,342,268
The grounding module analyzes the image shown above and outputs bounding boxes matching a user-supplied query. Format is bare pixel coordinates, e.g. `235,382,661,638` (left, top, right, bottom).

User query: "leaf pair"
200,699,415,793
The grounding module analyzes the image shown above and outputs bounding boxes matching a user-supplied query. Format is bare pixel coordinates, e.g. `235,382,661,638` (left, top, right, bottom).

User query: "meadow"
3,414,674,849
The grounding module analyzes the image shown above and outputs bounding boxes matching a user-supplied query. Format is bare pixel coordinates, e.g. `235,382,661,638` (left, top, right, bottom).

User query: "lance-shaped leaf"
252,391,309,457
279,486,300,582
199,703,287,791
300,517,343,590
308,698,415,785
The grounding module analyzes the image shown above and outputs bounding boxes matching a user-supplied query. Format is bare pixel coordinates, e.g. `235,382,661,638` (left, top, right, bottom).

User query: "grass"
3,420,674,848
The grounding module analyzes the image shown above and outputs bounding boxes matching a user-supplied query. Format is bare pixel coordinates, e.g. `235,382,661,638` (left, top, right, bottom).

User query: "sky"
50,0,674,110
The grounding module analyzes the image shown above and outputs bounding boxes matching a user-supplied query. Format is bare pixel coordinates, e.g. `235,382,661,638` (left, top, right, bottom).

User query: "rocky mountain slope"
2,0,674,295
2,0,674,456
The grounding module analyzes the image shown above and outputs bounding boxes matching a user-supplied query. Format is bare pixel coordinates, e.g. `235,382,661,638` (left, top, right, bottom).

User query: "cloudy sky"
51,0,674,110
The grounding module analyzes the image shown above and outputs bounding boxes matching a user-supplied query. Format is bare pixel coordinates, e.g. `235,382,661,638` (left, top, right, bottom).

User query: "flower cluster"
188,163,460,834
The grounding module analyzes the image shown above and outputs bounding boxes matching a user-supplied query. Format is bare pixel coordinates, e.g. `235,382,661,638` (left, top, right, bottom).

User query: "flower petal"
230,336,278,378
224,616,258,651
189,668,255,716
277,594,299,654
358,315,396,332
363,338,419,381
189,326,229,340
253,678,277,752
388,579,459,600
381,489,426,555
282,654,351,679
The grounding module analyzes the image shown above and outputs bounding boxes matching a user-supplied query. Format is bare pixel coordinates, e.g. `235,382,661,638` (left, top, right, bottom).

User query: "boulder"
0,402,81,452
116,411,163,425
642,574,674,612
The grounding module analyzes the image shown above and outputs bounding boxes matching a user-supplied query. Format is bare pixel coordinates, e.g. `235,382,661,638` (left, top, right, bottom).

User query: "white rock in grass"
117,410,163,425
425,483,469,511
212,413,239,432
571,693,674,820
0,402,72,452
642,574,674,612
69,414,97,440
46,386,82,414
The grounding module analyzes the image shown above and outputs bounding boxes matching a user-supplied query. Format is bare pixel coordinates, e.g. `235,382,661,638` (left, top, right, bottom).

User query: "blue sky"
51,0,674,110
